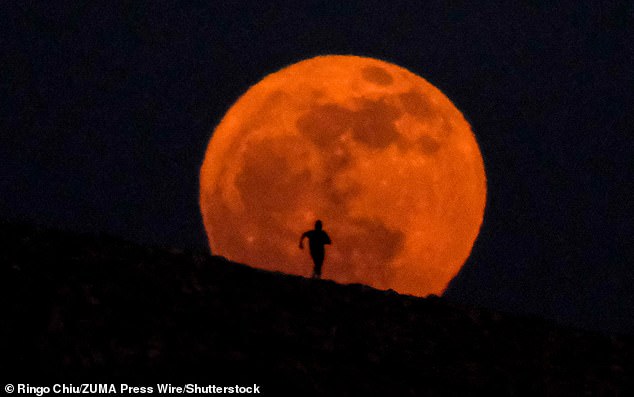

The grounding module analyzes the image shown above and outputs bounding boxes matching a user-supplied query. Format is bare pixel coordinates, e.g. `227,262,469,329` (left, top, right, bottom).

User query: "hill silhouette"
2,222,632,395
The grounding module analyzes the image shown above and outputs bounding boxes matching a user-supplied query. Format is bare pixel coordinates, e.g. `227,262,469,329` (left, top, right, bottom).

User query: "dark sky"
2,2,632,334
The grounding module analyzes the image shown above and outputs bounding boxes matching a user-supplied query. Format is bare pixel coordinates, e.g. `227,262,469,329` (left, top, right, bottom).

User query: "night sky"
2,2,632,334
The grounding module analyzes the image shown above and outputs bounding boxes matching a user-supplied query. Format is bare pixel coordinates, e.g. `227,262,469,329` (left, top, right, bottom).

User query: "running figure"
299,220,332,279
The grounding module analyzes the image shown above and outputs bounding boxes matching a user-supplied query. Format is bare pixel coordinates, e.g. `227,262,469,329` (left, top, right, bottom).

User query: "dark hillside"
1,222,632,396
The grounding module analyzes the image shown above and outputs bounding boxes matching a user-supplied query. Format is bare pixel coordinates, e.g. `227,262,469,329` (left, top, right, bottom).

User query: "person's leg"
314,261,322,278
312,252,324,279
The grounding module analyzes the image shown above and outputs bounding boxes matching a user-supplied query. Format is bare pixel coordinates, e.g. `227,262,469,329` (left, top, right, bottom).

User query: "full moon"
200,55,486,296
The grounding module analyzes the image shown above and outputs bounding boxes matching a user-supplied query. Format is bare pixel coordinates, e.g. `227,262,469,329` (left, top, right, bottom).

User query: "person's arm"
299,232,308,249
324,232,331,245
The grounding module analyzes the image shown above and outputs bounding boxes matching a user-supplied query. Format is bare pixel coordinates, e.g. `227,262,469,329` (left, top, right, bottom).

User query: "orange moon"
200,55,486,296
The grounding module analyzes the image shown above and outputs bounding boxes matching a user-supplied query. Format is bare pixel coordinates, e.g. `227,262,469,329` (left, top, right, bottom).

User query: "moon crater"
362,66,394,86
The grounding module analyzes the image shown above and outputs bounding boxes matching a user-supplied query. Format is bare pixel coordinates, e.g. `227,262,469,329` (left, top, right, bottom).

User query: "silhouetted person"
299,220,331,279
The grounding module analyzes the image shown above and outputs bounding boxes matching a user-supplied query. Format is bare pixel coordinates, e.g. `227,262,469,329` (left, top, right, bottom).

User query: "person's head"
315,220,323,230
